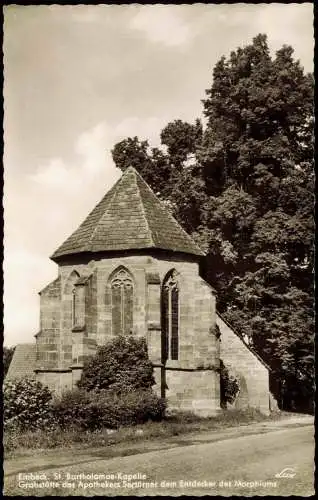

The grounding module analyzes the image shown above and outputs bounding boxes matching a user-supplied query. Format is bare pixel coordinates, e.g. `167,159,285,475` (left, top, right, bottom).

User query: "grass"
4,408,286,458
4,409,313,497
4,409,312,497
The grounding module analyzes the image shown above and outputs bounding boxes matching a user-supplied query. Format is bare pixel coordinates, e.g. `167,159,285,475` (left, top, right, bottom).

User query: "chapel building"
7,166,270,415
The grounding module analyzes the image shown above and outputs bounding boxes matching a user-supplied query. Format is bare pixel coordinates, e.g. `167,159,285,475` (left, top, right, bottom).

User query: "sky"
3,3,314,347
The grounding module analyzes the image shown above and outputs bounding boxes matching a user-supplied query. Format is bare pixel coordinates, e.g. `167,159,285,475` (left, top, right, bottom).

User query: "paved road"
5,423,314,496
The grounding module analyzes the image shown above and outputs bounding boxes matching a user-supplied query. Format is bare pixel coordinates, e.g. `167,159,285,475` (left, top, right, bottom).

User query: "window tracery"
111,268,134,335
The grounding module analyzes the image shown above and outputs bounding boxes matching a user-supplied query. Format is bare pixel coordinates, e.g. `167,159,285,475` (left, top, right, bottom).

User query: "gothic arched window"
111,268,134,335
162,270,179,361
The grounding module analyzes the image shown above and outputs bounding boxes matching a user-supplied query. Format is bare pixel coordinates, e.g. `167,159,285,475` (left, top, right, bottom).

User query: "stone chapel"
7,166,271,415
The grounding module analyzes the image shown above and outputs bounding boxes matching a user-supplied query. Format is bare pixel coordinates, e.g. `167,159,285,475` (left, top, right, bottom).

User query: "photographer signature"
275,468,296,479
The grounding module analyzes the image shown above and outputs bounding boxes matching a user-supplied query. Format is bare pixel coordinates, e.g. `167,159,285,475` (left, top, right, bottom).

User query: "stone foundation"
166,368,220,416
153,366,221,416
36,370,72,395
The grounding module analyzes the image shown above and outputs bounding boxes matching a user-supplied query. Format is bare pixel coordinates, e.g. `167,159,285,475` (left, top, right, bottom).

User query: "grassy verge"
4,408,289,458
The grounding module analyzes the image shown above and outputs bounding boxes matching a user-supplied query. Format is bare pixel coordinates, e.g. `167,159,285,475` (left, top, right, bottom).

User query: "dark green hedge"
52,388,166,430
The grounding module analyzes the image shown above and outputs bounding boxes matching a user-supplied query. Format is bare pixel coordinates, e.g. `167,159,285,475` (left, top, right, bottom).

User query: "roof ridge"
86,172,124,250
133,168,204,256
133,170,155,247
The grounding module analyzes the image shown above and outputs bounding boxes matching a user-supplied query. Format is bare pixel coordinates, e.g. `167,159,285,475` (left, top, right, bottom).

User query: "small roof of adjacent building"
51,166,204,261
5,344,37,381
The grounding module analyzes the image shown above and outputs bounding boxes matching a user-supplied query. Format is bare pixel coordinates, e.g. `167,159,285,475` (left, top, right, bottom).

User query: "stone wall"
60,270,80,369
146,255,220,416
36,277,61,371
36,274,73,395
165,369,220,416
37,253,221,413
36,253,268,417
217,314,270,414
58,256,151,348
36,370,72,395
145,256,218,367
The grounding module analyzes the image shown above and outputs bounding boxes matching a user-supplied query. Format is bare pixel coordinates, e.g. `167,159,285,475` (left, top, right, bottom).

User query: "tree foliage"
111,34,314,412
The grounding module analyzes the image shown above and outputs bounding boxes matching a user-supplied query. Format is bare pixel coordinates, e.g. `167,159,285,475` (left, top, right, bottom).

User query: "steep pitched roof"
5,344,37,381
51,166,204,261
39,276,61,295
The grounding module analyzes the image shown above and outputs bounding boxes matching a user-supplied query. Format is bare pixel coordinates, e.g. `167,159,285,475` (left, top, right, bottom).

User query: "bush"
4,378,53,432
51,388,166,431
77,336,155,393
50,389,91,430
85,390,166,429
219,360,240,409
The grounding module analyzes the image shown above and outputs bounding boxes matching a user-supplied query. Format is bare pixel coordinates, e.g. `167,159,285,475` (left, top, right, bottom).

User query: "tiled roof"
39,277,61,295
51,166,204,261
5,344,37,381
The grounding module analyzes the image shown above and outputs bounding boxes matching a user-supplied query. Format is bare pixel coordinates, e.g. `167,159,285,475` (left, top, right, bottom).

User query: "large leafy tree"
200,34,314,411
111,34,314,412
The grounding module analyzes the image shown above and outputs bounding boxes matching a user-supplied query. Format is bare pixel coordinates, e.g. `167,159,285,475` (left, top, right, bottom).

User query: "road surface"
5,422,314,496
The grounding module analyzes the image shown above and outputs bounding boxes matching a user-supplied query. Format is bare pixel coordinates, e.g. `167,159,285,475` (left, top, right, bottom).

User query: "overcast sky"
3,4,314,347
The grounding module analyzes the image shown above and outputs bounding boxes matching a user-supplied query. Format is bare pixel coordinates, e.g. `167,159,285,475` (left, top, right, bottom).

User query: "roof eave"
50,245,204,263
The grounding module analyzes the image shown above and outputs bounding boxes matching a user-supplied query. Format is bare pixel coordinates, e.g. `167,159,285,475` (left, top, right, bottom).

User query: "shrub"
4,378,53,432
77,336,155,393
50,389,91,430
219,360,240,409
80,390,166,429
51,388,166,431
